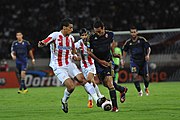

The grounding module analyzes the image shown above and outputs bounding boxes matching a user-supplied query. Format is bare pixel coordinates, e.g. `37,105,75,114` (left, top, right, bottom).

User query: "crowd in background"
0,0,180,59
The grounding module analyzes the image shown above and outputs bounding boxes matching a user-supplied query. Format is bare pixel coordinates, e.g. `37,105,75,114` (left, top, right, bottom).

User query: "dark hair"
93,18,104,29
16,31,23,36
79,28,87,36
60,18,73,29
130,25,137,30
16,31,22,34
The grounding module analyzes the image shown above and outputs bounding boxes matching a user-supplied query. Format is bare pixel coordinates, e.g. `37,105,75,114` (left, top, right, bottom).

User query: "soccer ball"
101,100,112,111
149,62,157,70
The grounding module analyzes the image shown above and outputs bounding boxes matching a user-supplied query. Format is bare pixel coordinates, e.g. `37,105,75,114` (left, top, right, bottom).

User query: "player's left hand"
32,59,35,65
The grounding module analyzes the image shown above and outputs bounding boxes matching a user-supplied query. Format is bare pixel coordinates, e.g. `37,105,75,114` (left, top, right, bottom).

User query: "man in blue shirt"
11,32,35,94
89,19,128,112
122,26,151,96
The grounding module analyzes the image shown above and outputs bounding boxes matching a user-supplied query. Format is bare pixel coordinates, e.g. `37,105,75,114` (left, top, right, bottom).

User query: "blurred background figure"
111,41,123,83
11,32,35,94
0,59,9,72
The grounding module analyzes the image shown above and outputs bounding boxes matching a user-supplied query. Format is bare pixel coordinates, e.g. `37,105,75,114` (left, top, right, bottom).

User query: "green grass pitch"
0,82,180,120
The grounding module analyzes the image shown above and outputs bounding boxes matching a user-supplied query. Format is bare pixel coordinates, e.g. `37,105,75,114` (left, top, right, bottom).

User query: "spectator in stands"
0,0,180,58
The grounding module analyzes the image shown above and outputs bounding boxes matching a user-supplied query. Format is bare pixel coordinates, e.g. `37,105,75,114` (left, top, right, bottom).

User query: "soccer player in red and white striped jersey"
75,28,104,108
38,18,106,113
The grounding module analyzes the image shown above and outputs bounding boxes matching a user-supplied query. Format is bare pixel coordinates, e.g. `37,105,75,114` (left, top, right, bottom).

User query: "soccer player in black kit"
88,19,128,112
122,26,151,96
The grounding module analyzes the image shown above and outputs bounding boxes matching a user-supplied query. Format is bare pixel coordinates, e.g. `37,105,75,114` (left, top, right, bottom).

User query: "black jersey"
122,36,150,62
89,31,114,61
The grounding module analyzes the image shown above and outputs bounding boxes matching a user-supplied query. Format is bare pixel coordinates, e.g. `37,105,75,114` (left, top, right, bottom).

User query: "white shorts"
81,64,96,79
52,62,81,84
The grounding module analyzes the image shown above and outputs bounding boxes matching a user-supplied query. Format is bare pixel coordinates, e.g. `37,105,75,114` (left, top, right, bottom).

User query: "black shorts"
130,60,149,76
95,62,114,81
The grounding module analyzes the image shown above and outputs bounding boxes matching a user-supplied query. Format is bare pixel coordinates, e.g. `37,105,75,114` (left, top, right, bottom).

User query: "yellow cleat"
87,100,93,108
23,89,28,94
17,90,23,94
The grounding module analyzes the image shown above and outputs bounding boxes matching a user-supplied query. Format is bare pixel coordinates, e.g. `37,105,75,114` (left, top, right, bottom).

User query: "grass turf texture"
0,82,180,120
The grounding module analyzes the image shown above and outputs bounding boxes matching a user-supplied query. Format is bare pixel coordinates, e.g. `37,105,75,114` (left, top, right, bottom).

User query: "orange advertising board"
0,72,19,88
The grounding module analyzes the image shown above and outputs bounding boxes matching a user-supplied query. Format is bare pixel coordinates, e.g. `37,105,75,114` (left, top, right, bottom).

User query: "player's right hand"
38,41,45,47
31,59,35,65
12,55,16,60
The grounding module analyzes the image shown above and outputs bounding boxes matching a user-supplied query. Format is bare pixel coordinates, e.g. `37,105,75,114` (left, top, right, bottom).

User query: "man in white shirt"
38,18,106,113
75,28,104,108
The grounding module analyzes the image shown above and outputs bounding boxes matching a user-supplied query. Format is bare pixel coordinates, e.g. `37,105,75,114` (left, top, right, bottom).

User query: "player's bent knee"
66,82,75,92
75,73,85,83
64,78,75,88
105,80,114,89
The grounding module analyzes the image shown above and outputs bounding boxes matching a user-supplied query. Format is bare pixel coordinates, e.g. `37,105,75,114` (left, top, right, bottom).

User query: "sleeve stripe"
43,37,52,43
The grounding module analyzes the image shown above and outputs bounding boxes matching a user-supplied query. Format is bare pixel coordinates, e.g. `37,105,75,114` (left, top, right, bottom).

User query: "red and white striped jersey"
42,31,75,68
75,39,94,68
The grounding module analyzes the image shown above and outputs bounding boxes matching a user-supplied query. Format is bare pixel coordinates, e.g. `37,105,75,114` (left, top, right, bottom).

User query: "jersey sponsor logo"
131,67,137,72
107,72,110,75
58,46,71,50
138,40,140,43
